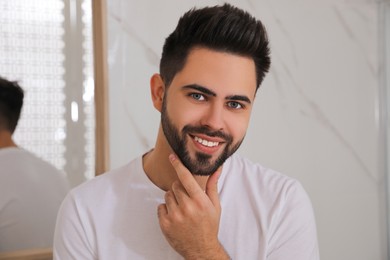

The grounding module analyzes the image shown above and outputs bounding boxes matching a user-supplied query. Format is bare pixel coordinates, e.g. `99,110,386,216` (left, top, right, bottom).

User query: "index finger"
169,154,203,198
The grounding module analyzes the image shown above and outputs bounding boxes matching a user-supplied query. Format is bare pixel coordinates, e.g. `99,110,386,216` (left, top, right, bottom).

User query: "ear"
150,73,165,112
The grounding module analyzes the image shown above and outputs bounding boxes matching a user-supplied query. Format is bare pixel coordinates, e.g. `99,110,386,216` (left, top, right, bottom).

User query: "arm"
157,154,230,260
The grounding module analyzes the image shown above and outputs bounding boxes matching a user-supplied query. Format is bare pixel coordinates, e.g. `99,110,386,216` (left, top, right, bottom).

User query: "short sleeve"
267,181,320,260
53,191,96,260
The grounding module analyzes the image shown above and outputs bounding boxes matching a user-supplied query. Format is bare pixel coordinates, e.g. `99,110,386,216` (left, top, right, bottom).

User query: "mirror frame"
92,0,110,175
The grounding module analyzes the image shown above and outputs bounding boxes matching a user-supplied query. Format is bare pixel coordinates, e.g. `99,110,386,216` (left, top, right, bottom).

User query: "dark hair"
160,3,271,90
0,76,24,133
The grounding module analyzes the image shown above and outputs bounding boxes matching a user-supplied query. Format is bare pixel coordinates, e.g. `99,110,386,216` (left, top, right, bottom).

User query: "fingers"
168,153,222,210
169,154,203,198
171,181,190,206
206,167,222,208
158,190,180,221
164,190,178,213
157,204,168,219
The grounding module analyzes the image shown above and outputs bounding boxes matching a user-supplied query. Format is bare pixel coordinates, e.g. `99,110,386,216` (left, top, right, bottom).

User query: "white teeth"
194,136,219,147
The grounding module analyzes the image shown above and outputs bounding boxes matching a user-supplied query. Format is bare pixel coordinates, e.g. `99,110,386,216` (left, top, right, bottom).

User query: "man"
0,77,70,251
54,4,319,259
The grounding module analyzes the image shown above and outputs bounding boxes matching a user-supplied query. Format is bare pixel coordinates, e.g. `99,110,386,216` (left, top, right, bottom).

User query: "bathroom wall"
106,0,388,259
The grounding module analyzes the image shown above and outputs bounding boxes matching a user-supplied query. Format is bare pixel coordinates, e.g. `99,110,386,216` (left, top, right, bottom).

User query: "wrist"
184,242,230,260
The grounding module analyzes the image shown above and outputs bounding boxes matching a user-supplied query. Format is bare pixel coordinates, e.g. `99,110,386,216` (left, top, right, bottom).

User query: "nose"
200,103,224,131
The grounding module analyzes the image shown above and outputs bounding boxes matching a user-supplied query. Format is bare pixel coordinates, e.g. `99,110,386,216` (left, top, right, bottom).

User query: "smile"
194,136,219,147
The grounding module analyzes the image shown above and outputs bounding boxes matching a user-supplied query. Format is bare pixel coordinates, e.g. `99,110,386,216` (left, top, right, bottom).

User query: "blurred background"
1,0,389,259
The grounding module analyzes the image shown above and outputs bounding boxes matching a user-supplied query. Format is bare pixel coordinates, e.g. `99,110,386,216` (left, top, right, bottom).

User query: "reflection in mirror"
0,0,94,253
0,0,95,187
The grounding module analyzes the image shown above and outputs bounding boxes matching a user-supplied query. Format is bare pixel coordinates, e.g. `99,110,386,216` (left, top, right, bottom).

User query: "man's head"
152,4,271,176
160,3,271,90
0,77,24,134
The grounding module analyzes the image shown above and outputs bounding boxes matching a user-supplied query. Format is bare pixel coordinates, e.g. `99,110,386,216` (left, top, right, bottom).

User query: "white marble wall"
106,0,388,259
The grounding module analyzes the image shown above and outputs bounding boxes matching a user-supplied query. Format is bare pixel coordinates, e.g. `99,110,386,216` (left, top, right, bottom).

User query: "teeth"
194,136,219,147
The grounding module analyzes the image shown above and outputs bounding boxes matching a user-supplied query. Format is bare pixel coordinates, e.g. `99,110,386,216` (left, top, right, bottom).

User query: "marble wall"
106,0,388,259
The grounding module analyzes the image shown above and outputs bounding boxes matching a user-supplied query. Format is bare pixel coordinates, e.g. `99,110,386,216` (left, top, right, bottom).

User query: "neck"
143,125,209,191
0,130,17,148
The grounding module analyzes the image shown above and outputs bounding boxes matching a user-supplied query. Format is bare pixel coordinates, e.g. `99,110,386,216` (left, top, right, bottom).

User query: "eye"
189,93,205,101
227,101,243,109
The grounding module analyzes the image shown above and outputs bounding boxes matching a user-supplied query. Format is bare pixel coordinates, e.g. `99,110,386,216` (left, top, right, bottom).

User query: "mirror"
0,0,97,254
0,0,95,187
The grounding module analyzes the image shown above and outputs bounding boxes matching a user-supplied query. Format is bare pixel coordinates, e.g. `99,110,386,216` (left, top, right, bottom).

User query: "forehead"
169,48,257,99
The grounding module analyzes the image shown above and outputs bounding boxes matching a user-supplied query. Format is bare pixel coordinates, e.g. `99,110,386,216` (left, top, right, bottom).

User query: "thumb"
205,167,222,208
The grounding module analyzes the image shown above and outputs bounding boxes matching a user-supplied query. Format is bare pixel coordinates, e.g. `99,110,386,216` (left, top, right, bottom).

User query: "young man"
54,4,319,259
0,77,70,251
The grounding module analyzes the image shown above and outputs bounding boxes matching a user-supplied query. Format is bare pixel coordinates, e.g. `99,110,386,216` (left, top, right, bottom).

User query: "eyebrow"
182,84,216,96
226,95,251,104
182,84,252,104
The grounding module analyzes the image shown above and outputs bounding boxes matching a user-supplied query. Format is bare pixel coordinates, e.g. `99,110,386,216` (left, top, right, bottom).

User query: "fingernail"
169,154,176,162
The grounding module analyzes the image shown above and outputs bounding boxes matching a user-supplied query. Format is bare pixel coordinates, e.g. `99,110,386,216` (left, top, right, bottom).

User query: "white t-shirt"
0,147,70,251
54,153,319,260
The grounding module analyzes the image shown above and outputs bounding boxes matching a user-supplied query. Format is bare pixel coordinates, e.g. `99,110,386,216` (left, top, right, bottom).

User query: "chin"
183,153,222,176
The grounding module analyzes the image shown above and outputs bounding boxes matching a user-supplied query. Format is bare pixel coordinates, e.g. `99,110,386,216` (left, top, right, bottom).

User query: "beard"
161,97,244,176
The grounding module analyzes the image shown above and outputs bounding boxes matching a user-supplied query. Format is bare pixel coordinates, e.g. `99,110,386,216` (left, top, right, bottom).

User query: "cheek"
167,101,202,127
226,114,251,140
231,123,248,141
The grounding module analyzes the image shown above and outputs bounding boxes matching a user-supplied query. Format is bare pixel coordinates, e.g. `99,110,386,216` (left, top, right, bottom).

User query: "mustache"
182,125,232,142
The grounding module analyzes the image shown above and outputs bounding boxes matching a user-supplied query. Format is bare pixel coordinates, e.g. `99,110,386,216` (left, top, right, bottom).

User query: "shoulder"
0,147,69,188
220,154,313,215
55,156,145,243
1,147,60,171
223,153,301,192
221,154,319,258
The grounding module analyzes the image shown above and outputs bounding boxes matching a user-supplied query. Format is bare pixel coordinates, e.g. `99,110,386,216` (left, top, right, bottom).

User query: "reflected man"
0,76,69,251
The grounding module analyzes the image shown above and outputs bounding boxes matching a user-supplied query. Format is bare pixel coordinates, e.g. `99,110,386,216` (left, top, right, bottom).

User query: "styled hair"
160,3,271,90
0,76,24,133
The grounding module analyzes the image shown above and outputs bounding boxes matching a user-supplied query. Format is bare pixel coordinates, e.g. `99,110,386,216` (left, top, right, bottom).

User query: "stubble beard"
161,97,244,176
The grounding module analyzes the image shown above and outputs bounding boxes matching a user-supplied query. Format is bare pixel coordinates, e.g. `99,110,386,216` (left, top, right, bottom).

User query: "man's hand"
157,154,229,259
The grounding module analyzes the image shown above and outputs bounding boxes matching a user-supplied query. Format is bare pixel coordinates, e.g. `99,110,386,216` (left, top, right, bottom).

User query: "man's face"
161,48,257,176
